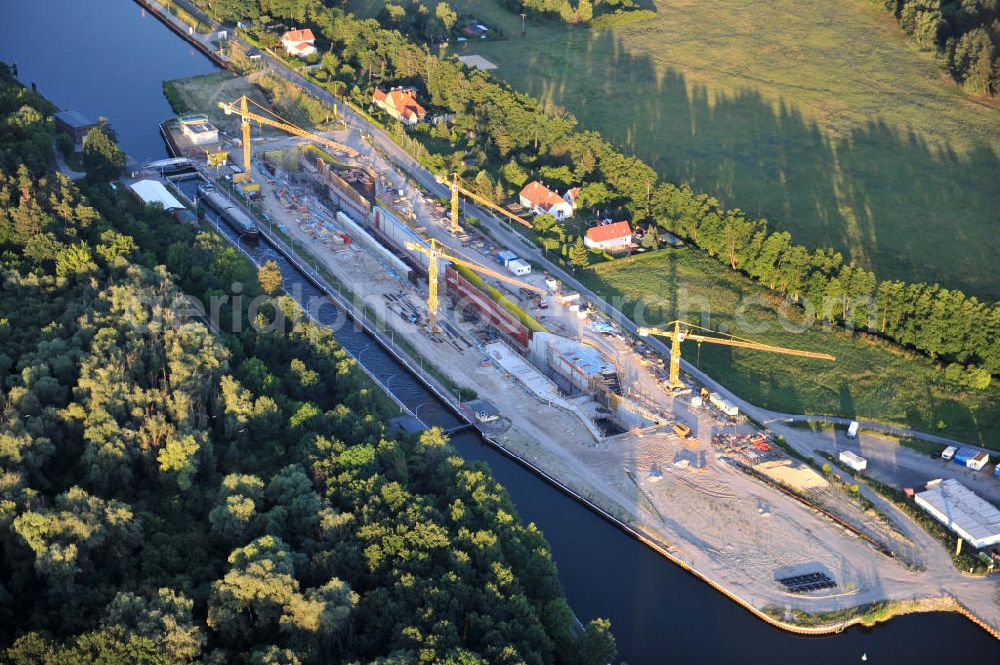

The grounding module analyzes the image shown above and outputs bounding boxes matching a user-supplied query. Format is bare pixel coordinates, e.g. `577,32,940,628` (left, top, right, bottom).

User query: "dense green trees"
82,123,126,181
500,0,637,24
0,64,613,663
884,0,998,95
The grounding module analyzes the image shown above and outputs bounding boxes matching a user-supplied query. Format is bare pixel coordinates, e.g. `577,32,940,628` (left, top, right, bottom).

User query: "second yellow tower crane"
637,320,835,392
218,96,358,181
404,238,545,332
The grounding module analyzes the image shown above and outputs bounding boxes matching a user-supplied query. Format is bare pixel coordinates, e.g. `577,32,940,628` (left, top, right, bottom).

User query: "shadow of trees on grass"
509,28,1000,299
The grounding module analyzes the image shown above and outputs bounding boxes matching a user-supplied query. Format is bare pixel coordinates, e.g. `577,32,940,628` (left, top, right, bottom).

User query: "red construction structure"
445,266,530,350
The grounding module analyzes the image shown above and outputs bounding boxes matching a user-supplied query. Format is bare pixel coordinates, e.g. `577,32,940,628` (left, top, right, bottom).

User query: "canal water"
2,1,997,662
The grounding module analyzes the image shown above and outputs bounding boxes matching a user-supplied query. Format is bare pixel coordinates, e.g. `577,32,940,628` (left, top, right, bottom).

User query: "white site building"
839,450,867,472
915,479,1000,549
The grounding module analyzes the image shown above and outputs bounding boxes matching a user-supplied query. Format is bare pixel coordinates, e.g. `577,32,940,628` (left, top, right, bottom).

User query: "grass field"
577,249,1000,447
354,0,1000,299
164,71,336,136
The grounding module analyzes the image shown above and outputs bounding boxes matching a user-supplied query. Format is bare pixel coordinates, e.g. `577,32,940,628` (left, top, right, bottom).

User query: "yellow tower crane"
404,238,546,332
218,96,358,183
438,173,533,235
637,320,835,392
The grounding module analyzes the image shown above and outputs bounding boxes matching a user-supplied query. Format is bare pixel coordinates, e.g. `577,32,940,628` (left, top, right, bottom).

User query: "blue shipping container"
497,250,518,266
954,447,977,465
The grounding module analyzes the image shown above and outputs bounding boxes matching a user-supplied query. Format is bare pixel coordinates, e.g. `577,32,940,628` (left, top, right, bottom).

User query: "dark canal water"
2,1,998,662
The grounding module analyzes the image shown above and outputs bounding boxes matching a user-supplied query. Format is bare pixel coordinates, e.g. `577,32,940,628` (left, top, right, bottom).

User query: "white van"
847,421,860,439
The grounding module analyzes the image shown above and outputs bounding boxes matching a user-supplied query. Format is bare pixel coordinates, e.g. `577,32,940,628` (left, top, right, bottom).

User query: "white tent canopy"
129,179,184,211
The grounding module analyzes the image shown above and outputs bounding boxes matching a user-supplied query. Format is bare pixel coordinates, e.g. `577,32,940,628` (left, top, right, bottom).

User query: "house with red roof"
519,181,574,220
281,28,317,57
563,186,581,209
373,87,427,126
584,221,633,252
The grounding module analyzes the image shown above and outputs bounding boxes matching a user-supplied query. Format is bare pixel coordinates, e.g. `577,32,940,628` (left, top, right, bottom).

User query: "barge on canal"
197,182,260,241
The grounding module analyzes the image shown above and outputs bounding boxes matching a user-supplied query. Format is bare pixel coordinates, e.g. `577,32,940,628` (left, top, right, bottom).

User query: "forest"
0,64,615,664
882,0,999,96
200,0,999,388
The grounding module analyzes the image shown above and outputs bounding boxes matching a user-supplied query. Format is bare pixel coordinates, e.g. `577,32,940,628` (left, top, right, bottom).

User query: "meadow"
355,0,1000,299
581,249,1000,447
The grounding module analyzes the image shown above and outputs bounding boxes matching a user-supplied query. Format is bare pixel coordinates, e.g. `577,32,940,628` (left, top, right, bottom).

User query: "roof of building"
585,221,632,243
291,41,315,53
282,28,315,43
955,446,989,462
129,180,184,211
559,344,615,376
373,87,426,122
519,181,565,210
181,114,208,125
916,479,1000,546
565,187,581,203
53,110,95,129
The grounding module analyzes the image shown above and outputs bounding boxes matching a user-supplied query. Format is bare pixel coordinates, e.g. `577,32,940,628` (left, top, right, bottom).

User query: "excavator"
217,95,358,188
637,320,835,392
437,173,533,235
404,238,545,332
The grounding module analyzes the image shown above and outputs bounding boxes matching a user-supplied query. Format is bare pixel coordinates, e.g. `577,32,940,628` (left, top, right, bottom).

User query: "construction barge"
160,114,226,159
197,182,259,241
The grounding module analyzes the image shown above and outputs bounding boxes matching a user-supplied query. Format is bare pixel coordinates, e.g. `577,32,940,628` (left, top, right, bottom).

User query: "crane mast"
637,320,835,391
405,238,544,332
218,96,358,183
441,173,533,235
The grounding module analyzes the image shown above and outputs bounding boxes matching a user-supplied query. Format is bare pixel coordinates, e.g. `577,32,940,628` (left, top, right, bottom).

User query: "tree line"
882,0,998,96
0,64,615,664
498,0,642,25
193,0,998,387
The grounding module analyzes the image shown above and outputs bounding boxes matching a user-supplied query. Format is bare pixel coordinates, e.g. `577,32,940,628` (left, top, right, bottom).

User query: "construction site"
132,90,1000,634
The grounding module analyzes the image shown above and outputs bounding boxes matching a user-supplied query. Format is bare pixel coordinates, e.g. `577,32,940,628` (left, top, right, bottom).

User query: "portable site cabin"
839,450,868,472
507,259,531,276
708,392,738,417
954,447,990,471
847,421,860,439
